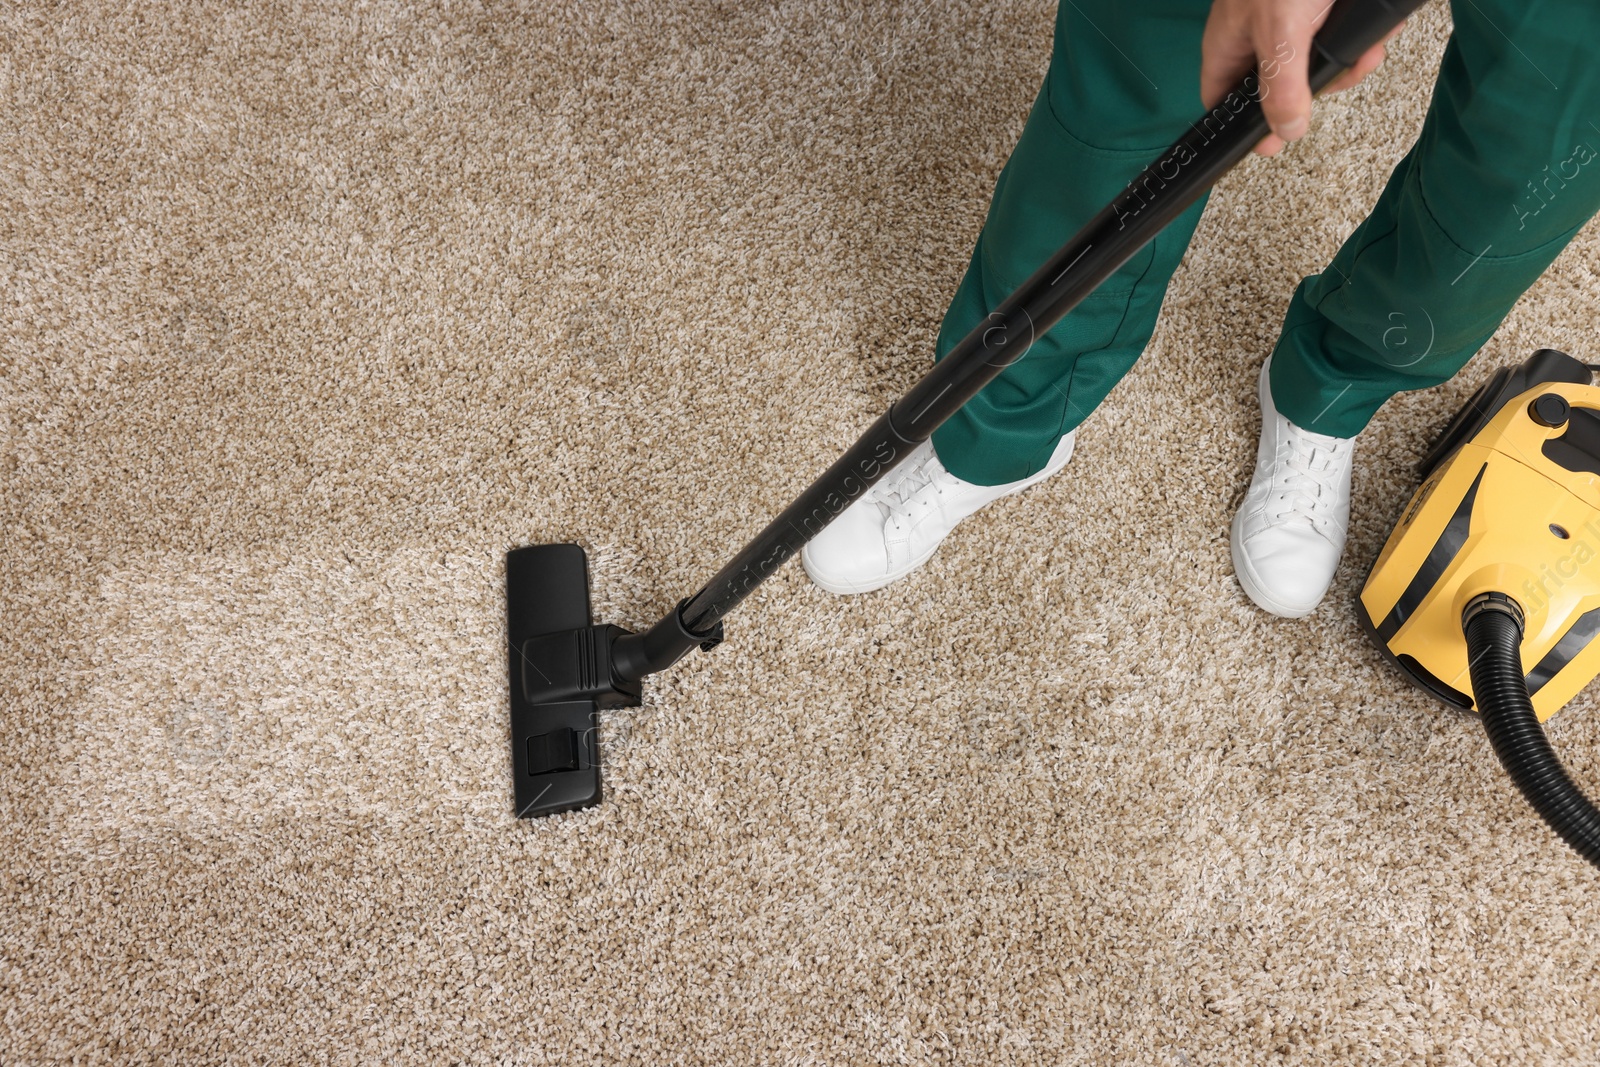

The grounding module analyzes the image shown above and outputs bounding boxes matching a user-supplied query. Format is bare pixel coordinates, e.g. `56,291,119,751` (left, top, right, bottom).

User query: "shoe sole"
801,537,943,595
1229,507,1319,619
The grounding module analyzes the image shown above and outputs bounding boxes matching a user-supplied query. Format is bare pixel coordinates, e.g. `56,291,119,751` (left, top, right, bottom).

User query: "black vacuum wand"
507,0,1430,817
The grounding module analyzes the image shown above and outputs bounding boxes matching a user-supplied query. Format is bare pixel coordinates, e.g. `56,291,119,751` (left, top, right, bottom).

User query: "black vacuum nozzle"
506,544,632,817
506,543,723,818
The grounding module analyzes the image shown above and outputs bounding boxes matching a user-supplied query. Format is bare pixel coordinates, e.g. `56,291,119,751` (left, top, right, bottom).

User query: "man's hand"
1201,0,1399,157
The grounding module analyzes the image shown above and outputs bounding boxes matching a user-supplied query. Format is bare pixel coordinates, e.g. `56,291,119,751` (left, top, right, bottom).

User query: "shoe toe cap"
800,505,893,593
1236,526,1340,617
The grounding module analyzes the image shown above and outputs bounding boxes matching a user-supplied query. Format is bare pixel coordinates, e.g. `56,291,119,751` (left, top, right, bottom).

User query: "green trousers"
934,0,1600,486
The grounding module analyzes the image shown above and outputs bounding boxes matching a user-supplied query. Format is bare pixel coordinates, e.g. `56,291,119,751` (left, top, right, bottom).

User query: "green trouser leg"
937,0,1600,481
931,0,1213,486
1272,0,1600,436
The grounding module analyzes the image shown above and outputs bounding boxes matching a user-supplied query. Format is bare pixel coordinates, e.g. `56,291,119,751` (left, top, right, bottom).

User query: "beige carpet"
7,0,1600,1062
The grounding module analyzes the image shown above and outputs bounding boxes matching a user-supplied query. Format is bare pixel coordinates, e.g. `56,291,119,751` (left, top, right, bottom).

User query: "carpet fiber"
7,1,1600,1063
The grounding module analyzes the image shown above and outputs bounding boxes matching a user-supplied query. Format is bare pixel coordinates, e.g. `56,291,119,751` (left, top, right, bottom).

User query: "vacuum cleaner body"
1362,349,1600,721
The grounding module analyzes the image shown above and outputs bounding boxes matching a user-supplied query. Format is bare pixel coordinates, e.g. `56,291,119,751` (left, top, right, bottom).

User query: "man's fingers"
1325,42,1387,94
1199,17,1255,109
1201,0,1405,156
1253,132,1287,158
1323,22,1402,94
1255,17,1314,143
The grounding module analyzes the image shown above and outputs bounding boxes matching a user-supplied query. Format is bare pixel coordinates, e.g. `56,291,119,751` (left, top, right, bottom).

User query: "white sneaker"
1231,358,1356,618
801,433,1076,595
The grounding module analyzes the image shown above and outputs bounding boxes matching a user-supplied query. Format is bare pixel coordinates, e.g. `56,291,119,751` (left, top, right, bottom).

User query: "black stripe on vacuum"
1527,606,1600,695
1376,464,1487,643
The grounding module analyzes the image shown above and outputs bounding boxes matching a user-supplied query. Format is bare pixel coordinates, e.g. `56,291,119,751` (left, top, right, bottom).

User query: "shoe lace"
1273,428,1350,528
872,446,948,525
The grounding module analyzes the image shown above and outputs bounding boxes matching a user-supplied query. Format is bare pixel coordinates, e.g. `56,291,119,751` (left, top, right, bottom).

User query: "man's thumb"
1257,25,1313,142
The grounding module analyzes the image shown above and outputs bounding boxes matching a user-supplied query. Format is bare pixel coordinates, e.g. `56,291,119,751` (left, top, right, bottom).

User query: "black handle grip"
1315,0,1431,69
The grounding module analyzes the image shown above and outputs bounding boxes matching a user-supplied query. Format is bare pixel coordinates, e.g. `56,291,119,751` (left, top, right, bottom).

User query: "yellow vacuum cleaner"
1362,348,1600,867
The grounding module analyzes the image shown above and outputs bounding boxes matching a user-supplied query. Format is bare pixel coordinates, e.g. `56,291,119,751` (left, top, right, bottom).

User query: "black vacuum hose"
1464,597,1600,869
